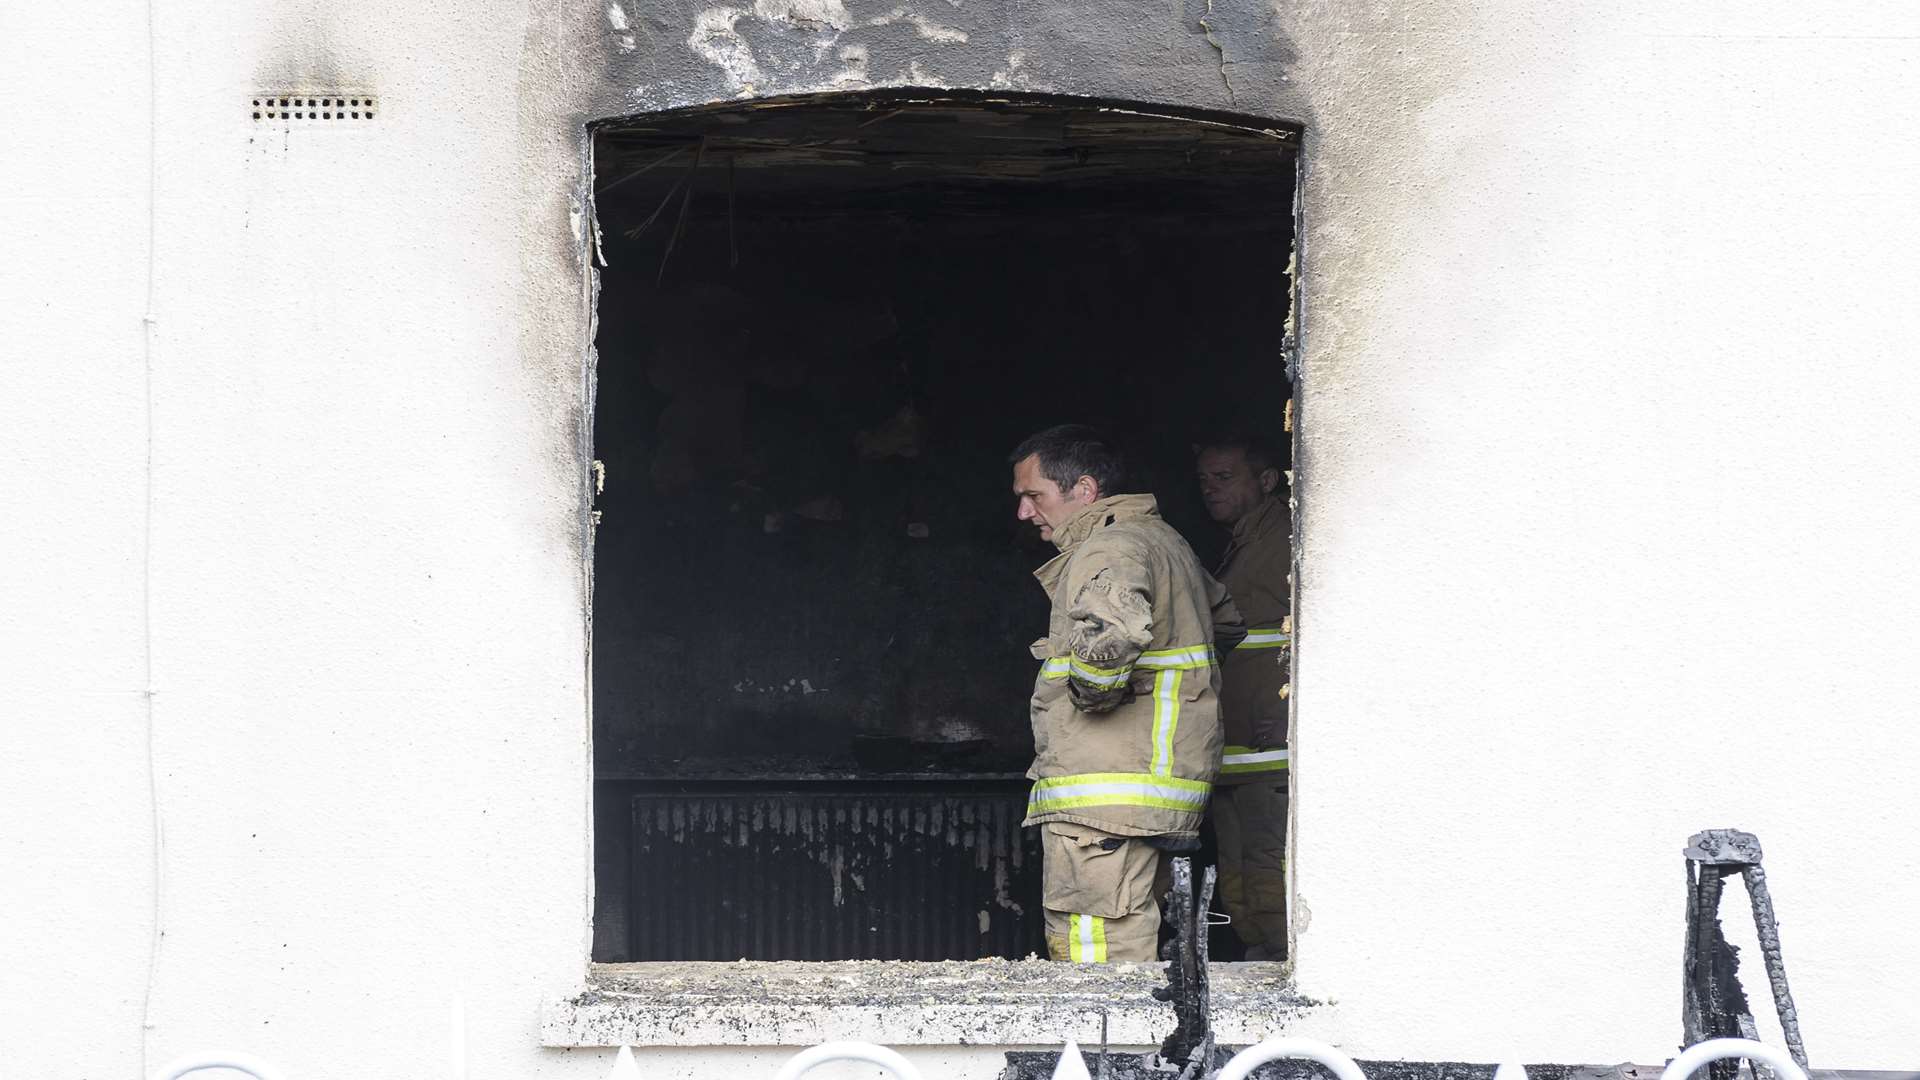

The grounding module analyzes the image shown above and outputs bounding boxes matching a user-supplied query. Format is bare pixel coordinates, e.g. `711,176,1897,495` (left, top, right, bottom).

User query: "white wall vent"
252,94,377,122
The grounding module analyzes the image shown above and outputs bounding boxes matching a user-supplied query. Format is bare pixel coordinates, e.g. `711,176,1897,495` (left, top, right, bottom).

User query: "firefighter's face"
1196,447,1277,526
1012,454,1096,542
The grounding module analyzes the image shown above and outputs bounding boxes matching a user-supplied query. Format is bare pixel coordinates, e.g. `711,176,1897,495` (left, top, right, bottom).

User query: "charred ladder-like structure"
1683,829,1809,1080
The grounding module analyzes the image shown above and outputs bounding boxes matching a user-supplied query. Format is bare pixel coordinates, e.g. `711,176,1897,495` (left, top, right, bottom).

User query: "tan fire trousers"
1039,821,1168,962
1211,779,1289,958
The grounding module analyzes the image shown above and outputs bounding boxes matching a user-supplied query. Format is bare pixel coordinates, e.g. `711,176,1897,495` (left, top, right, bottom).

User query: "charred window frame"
580,91,1304,965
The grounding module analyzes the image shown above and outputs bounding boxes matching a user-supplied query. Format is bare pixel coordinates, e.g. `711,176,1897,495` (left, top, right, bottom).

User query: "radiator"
627,782,1044,961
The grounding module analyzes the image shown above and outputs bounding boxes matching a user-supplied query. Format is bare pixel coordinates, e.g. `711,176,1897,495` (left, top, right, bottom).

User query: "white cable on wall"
139,0,167,1074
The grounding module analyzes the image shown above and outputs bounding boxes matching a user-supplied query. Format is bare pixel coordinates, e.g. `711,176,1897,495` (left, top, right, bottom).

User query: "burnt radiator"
627,781,1044,961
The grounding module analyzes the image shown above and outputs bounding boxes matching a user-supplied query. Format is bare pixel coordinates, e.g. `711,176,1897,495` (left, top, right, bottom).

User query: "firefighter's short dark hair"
1197,432,1284,476
1009,424,1129,497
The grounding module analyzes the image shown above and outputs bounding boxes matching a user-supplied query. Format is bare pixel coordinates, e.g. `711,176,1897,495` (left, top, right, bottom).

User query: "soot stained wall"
591,193,1294,779
581,1,1305,126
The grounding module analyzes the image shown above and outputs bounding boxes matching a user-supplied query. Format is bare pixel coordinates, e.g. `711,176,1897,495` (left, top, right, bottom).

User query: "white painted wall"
1285,0,1920,1068
1,2,594,1076
3,0,1918,1077
1,6,158,1075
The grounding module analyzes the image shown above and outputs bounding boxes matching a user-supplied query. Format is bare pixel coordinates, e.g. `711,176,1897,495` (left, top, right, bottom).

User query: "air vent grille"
252,94,377,122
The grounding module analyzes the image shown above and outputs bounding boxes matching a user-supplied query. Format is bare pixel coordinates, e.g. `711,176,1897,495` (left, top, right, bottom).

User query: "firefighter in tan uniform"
1009,425,1244,963
1196,436,1293,960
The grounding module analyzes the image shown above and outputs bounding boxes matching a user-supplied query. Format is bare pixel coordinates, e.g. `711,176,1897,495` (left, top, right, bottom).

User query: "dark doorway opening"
589,92,1297,962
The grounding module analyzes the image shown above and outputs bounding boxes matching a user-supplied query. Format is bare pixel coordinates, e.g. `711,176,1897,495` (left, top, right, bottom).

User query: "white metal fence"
149,1035,1810,1080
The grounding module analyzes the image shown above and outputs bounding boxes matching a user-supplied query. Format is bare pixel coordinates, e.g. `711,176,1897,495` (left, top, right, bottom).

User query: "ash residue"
1001,1053,1599,1080
550,959,1314,1048
578,957,1172,1008
579,958,1304,1011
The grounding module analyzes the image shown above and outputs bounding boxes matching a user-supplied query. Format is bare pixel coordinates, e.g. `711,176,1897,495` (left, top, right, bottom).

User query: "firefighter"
1009,425,1244,963
1195,434,1293,960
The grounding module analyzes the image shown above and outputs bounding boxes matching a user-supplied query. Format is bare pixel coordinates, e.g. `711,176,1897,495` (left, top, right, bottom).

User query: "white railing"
773,1041,928,1080
1660,1038,1811,1080
1215,1036,1372,1080
147,1035,1809,1080
149,1052,289,1080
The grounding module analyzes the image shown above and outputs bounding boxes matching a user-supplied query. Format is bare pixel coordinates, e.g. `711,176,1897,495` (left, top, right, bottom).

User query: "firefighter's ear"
1258,467,1280,495
1077,475,1100,502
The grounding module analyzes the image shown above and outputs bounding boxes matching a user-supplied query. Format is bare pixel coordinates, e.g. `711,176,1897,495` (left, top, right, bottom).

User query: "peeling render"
834,43,872,85
1198,0,1238,105
689,9,766,92
756,0,855,32
865,7,969,44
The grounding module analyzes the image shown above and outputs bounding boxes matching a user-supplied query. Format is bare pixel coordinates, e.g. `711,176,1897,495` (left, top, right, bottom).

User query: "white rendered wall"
1284,0,1920,1068
1,1,595,1076
4,0,1920,1077
0,5,159,1077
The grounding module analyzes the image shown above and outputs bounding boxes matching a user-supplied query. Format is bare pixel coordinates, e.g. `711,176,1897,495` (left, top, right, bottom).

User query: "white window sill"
542,960,1311,1047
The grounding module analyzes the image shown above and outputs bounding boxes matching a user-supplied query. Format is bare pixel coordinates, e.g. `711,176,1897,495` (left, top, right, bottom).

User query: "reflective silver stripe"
1068,659,1129,688
1237,629,1292,649
1136,645,1216,669
1150,669,1180,776
1028,780,1209,808
1045,647,1215,678
1032,771,1210,793
1041,657,1131,687
1068,913,1107,962
1222,749,1290,766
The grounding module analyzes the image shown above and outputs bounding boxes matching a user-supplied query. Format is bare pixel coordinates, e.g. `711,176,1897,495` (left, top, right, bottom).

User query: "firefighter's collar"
1229,493,1286,545
1049,493,1160,552
1033,494,1159,593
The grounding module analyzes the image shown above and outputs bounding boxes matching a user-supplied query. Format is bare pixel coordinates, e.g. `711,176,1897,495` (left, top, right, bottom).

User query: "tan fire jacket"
1024,494,1245,840
1214,494,1293,784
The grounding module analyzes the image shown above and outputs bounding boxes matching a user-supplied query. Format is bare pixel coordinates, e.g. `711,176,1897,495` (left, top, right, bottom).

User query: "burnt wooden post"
1683,829,1809,1079
1155,857,1217,1080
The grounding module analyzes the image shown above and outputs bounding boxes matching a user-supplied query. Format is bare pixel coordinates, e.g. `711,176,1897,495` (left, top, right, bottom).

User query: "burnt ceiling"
593,91,1299,219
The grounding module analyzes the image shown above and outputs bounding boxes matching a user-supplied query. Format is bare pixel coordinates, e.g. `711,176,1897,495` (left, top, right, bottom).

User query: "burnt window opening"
589,92,1299,963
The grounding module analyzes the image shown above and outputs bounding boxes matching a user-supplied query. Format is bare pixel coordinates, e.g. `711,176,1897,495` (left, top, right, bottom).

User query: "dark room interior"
588,92,1297,962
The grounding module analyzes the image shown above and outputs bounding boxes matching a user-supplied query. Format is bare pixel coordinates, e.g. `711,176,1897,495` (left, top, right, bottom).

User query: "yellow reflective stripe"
1136,644,1217,670
1032,772,1211,793
1044,646,1217,679
1223,745,1289,759
1150,669,1181,777
1236,628,1292,650
1068,657,1130,688
1041,657,1133,687
1221,746,1290,773
1034,793,1207,812
1068,914,1109,962
1028,772,1211,815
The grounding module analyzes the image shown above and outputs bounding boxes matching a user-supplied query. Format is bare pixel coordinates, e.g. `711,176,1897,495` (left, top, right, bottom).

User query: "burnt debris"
1682,829,1809,1078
